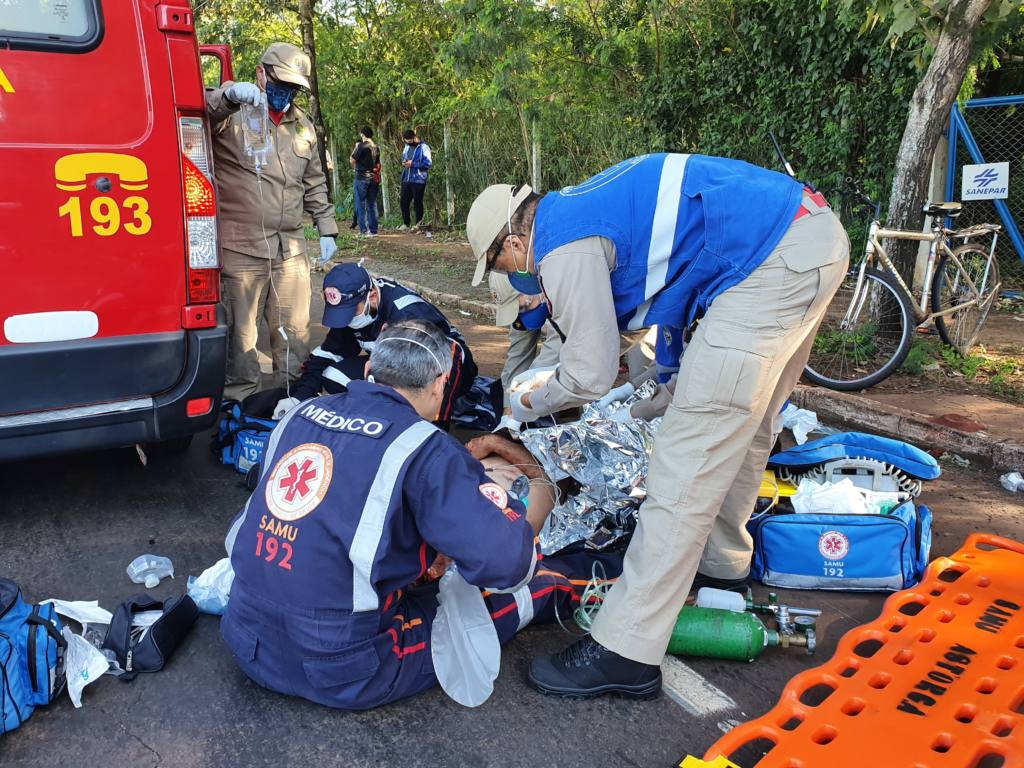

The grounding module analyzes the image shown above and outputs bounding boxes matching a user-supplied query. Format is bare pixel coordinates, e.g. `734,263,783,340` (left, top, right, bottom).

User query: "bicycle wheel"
931,243,1000,356
804,268,915,390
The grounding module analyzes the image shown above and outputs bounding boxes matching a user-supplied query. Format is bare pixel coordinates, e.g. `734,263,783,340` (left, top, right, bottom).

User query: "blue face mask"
515,301,549,331
265,80,297,112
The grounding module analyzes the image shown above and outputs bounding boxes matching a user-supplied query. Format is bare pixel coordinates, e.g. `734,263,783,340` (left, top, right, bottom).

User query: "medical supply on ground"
1000,471,1024,492
692,588,821,654
768,432,941,498
758,433,937,591
430,566,501,708
40,599,112,629
0,579,66,732
126,554,174,589
780,402,819,445
668,607,814,662
688,533,1024,768
61,628,107,709
102,595,198,680
187,557,235,615
239,96,270,172
750,499,932,591
213,400,278,475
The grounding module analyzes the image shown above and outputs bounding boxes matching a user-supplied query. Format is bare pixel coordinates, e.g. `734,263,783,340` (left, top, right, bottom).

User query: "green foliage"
195,0,1019,226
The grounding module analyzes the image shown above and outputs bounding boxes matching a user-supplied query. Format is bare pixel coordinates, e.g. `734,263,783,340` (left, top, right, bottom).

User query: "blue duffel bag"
751,432,938,591
1,579,66,735
749,501,933,591
213,401,278,475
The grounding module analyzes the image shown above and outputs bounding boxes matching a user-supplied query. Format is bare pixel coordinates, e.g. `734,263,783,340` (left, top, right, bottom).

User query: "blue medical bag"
749,501,932,591
213,401,278,475
751,432,938,591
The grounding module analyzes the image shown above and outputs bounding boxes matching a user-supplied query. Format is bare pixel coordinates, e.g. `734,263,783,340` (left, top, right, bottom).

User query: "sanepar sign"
961,161,1009,200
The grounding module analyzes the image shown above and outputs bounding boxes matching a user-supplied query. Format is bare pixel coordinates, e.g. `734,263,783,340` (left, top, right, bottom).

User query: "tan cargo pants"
591,197,850,665
221,248,311,402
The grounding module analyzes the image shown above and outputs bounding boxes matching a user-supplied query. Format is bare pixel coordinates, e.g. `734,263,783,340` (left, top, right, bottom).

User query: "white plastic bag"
41,599,113,627
430,566,501,708
62,627,109,708
187,557,235,615
1000,472,1024,493
781,403,819,445
793,478,868,515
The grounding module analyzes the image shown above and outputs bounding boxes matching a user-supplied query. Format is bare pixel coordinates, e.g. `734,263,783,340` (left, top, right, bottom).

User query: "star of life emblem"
266,443,333,521
818,530,850,559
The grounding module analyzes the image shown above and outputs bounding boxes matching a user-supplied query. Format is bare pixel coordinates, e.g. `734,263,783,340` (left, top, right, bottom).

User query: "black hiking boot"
528,635,661,700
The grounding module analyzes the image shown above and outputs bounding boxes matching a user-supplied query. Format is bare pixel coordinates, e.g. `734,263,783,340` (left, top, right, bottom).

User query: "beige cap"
467,183,533,286
489,273,522,327
261,42,311,90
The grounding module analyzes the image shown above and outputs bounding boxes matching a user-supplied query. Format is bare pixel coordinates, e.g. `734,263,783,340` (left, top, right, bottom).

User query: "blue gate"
946,95,1024,289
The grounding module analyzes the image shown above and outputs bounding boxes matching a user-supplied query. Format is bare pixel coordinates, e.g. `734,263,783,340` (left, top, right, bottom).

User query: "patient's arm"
466,435,555,535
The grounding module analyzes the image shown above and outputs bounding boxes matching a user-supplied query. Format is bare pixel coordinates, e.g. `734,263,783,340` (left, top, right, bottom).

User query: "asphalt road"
2,315,1022,767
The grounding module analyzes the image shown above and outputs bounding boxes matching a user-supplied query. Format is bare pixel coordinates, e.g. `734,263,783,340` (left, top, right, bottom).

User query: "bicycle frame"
854,219,999,326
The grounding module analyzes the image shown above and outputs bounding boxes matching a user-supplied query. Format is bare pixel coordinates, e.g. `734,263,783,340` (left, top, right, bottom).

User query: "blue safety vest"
533,153,803,331
221,382,534,705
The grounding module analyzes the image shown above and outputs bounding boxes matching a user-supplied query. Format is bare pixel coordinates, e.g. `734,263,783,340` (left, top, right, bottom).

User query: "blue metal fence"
946,95,1024,288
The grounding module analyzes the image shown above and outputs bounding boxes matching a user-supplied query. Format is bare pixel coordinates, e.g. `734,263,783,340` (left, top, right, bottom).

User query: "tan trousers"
591,201,850,665
221,248,311,401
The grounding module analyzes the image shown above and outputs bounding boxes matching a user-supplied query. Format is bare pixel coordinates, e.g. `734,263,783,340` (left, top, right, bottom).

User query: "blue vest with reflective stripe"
227,382,440,616
533,154,803,330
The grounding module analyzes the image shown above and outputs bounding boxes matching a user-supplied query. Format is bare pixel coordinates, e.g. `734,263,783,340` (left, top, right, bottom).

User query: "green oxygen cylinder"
667,607,779,662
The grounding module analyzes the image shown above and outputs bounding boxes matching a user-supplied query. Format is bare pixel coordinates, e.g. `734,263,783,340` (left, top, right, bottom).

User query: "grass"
901,336,1024,404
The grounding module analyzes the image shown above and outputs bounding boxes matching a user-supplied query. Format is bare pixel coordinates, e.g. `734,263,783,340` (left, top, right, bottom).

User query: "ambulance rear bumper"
0,322,227,462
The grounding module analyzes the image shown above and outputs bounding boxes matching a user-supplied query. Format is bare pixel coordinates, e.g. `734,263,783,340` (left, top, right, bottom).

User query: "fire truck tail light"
178,116,220,273
188,268,219,304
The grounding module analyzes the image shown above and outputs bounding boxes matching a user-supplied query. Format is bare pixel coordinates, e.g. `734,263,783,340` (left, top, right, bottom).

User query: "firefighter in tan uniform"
206,42,339,401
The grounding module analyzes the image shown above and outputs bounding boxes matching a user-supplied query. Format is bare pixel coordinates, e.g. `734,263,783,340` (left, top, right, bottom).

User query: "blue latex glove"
226,82,262,107
319,236,338,267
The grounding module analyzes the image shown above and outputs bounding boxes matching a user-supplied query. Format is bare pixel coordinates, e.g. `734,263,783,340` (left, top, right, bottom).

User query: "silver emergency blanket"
520,380,661,553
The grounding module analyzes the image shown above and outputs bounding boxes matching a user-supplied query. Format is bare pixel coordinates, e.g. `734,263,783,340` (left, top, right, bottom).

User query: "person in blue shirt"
465,153,850,699
398,129,432,230
222,319,621,710
274,262,476,430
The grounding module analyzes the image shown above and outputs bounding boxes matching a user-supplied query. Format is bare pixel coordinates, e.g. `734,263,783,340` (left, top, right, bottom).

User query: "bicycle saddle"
924,201,962,218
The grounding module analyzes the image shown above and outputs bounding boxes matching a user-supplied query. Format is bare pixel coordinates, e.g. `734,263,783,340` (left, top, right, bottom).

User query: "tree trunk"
298,0,333,201
885,0,994,284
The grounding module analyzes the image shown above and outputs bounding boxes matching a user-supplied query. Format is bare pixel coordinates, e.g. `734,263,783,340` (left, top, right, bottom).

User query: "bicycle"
804,180,1002,391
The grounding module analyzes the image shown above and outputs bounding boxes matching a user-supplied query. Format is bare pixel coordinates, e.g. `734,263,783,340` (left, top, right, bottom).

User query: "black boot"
690,571,751,593
528,636,661,699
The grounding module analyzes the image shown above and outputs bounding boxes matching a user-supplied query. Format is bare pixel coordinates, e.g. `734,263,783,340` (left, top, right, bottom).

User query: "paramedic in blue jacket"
275,262,477,429
222,320,620,710
466,153,850,699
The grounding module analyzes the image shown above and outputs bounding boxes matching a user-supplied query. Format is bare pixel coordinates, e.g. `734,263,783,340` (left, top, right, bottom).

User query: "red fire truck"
0,1,227,460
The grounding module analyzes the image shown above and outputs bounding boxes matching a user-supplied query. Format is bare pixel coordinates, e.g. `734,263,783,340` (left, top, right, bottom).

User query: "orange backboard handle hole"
976,677,998,695
893,649,914,666
810,726,838,746
954,703,978,723
990,716,1015,738
930,733,954,753
841,698,865,717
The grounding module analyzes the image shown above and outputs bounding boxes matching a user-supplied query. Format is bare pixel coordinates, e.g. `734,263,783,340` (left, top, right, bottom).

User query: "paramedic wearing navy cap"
221,320,619,710
465,154,851,699
275,262,477,429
